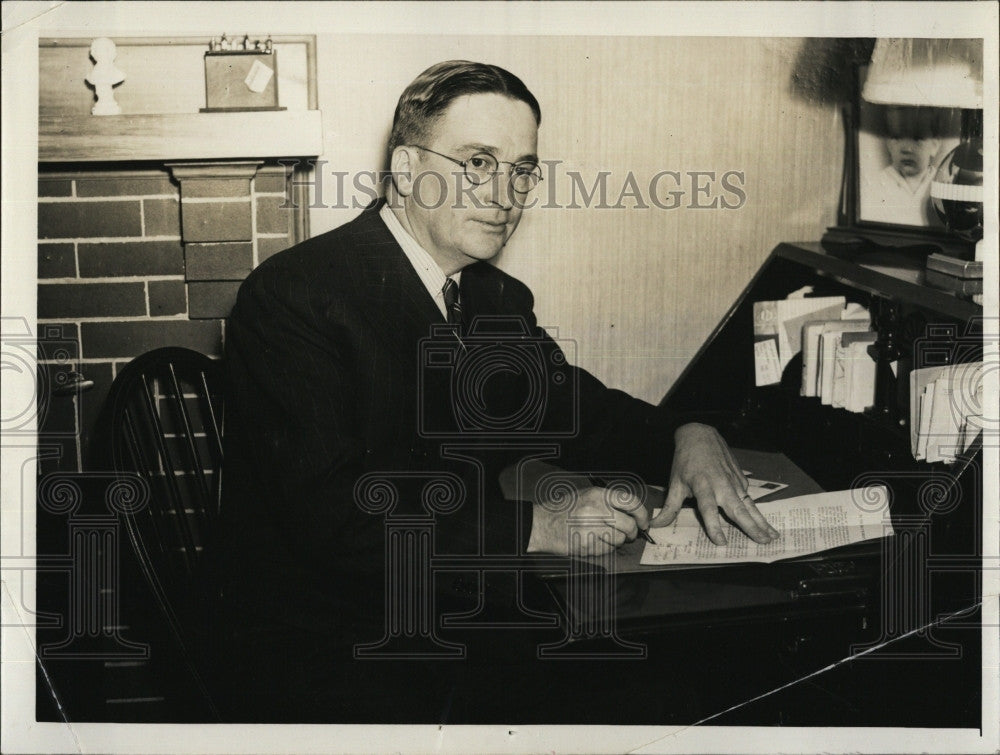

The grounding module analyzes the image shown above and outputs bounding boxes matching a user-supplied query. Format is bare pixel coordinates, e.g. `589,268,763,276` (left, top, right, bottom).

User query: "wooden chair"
95,347,224,720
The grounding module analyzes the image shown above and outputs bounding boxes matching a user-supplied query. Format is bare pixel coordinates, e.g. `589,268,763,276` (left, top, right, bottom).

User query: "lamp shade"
862,38,983,109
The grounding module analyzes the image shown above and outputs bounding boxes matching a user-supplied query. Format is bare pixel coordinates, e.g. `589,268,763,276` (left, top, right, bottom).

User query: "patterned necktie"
442,278,463,325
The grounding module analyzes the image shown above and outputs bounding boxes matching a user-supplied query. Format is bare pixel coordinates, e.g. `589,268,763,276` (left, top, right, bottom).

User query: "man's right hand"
527,484,649,556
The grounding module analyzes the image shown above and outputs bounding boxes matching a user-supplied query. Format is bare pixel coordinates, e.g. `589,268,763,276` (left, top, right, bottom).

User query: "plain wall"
308,35,843,404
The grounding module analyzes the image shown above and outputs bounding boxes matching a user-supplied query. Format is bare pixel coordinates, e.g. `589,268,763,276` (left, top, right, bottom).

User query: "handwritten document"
640,486,892,566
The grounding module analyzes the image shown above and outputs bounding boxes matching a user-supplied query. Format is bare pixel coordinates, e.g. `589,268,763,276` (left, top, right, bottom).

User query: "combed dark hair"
388,60,541,154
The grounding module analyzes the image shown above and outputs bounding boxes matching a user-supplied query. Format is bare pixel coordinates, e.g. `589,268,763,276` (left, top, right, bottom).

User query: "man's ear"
390,146,418,198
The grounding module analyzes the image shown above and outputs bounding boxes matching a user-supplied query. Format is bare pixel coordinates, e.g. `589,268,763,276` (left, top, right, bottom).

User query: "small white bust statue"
85,37,125,115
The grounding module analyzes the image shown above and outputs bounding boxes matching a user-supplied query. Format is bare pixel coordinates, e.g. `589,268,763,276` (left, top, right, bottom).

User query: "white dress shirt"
380,204,460,319
861,164,937,227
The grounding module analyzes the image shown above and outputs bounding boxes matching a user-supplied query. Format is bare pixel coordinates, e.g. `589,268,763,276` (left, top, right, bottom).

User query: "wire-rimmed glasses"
412,145,543,195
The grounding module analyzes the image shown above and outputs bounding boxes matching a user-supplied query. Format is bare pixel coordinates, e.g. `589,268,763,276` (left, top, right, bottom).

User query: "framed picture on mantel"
822,64,973,261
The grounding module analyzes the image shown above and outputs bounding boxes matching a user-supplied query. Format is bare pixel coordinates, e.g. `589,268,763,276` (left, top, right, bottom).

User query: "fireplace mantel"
39,110,324,163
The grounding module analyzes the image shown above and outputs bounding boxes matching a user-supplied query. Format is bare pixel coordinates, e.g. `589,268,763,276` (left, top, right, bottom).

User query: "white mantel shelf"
39,110,324,163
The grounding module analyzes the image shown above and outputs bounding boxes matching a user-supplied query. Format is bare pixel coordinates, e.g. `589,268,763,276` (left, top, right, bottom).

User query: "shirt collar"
379,204,460,318
883,164,935,195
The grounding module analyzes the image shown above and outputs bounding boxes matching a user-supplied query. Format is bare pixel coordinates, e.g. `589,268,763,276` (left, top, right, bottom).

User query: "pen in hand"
586,474,657,545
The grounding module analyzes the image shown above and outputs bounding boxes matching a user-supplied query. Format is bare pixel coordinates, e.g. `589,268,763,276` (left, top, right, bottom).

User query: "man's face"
402,93,539,273
886,136,940,178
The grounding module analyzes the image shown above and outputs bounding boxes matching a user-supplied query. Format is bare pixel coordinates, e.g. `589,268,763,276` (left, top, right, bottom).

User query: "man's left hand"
649,423,780,545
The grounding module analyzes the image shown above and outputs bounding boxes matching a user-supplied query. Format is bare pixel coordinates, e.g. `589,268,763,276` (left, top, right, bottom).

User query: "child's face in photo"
884,106,941,177
886,136,940,177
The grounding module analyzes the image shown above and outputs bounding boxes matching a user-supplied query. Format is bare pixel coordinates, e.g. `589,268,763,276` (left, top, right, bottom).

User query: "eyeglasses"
412,145,543,195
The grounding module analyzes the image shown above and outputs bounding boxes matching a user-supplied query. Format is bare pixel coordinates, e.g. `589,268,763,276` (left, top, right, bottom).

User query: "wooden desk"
511,243,983,727
529,449,883,633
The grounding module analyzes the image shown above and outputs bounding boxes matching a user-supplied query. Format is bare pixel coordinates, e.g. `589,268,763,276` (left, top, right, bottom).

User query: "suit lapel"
336,207,524,440
341,205,508,359
345,206,446,359
458,262,503,324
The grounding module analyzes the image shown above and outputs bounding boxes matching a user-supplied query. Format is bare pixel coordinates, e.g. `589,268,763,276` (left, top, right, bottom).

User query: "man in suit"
214,60,779,722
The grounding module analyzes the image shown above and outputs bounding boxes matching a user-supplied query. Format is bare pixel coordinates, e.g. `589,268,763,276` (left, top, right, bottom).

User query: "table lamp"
863,38,984,260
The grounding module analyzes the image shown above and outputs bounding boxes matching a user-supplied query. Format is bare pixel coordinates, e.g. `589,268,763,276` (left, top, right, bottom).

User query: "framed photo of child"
823,63,970,258
857,67,961,228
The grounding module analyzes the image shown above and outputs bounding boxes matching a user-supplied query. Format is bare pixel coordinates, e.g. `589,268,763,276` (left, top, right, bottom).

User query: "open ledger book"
640,486,892,566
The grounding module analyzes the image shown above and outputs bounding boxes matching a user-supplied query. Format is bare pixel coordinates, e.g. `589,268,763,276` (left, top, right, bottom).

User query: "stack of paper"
801,303,872,401
817,322,874,406
753,295,851,386
640,486,892,566
910,362,984,462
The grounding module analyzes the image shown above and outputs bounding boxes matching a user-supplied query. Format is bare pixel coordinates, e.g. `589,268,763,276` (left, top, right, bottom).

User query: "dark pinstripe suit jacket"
215,202,679,638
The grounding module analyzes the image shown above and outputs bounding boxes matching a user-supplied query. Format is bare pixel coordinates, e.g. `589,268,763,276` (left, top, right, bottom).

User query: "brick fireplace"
37,161,307,474
33,35,323,721
35,35,321,478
